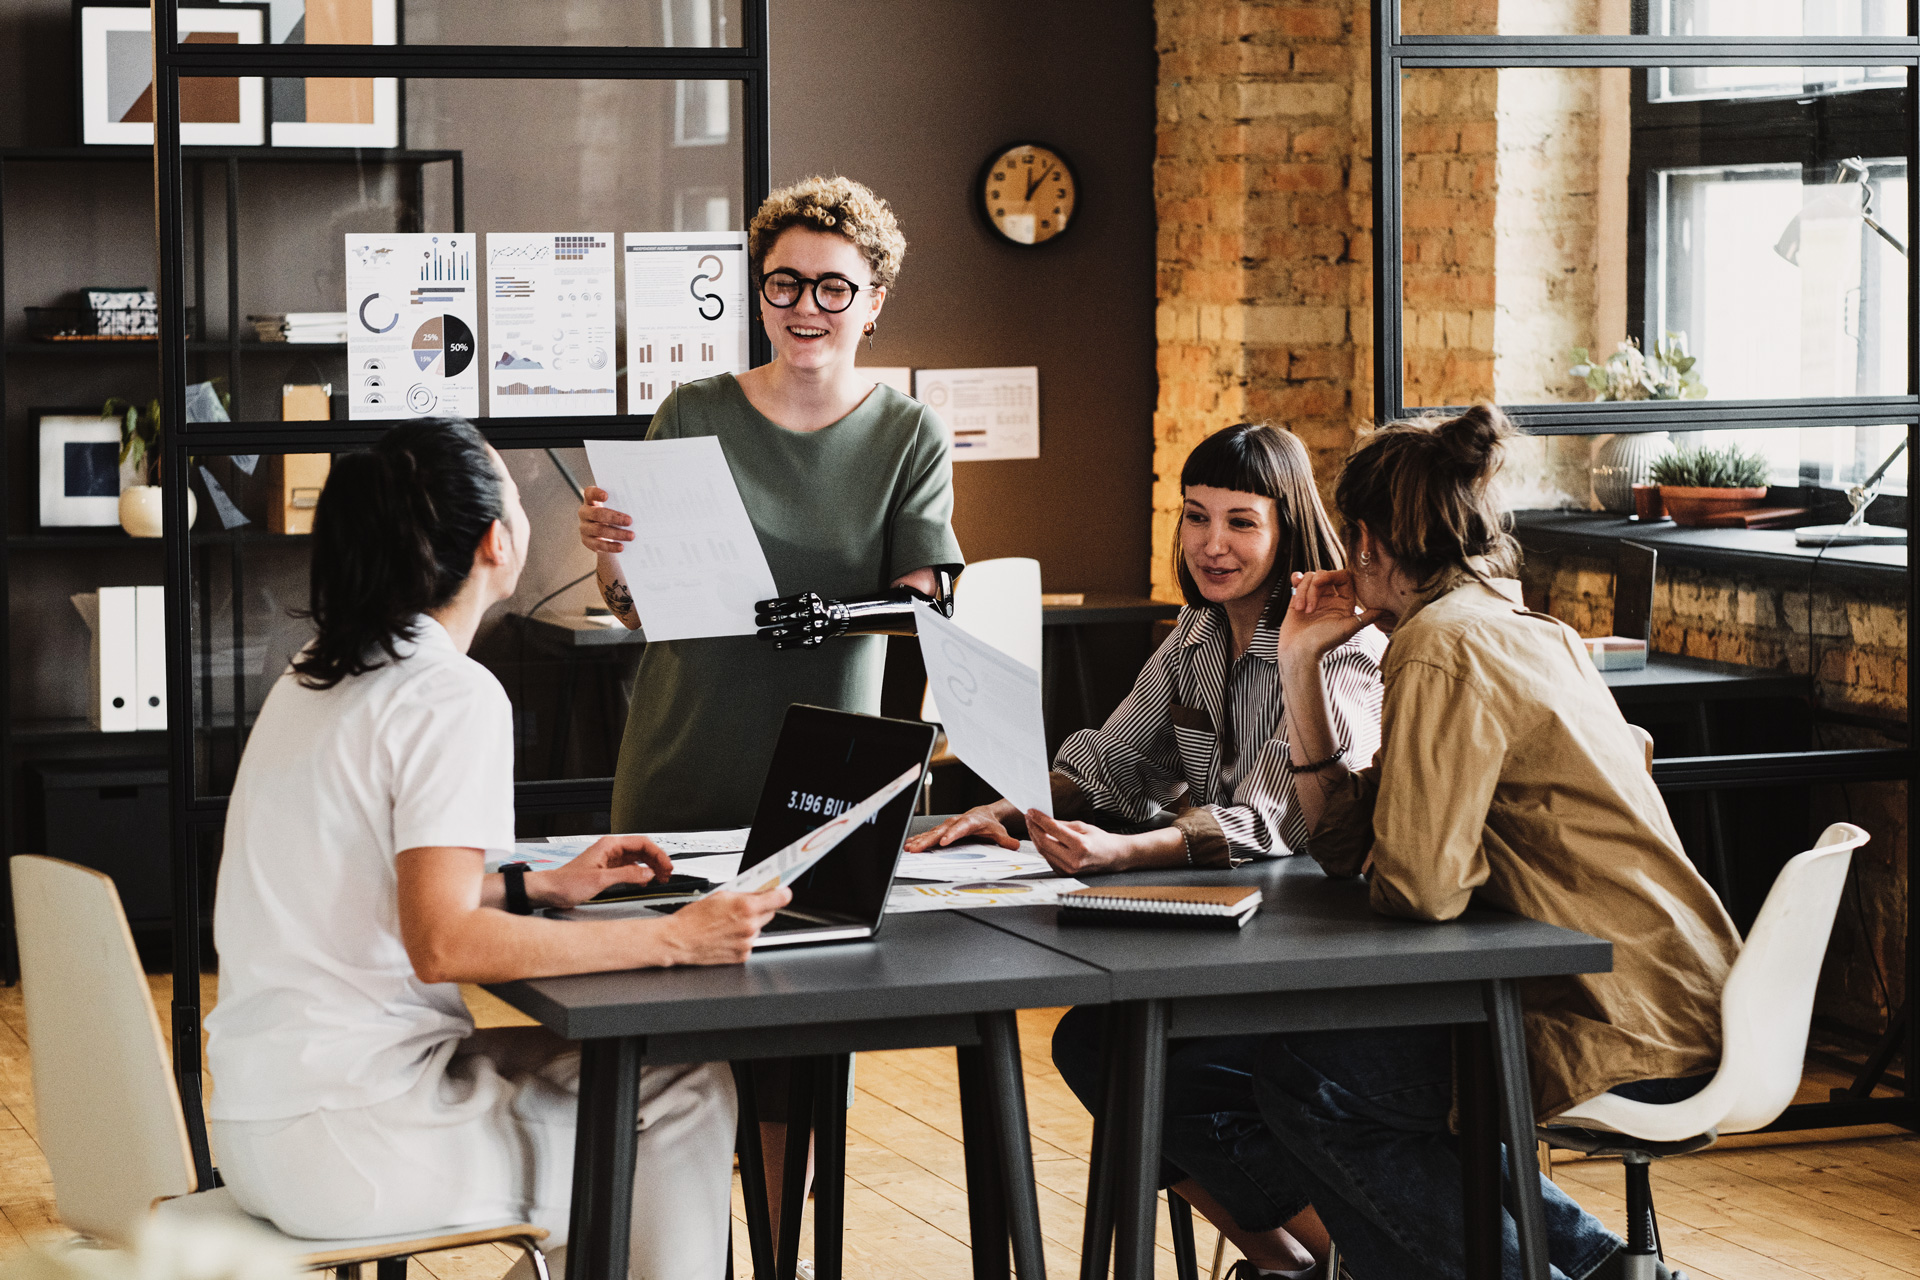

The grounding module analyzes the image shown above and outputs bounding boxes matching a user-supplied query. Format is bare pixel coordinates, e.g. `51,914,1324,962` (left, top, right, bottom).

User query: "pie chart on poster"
412,315,476,376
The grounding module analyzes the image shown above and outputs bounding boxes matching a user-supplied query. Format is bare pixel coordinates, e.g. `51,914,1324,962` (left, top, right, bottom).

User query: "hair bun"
1436,403,1515,470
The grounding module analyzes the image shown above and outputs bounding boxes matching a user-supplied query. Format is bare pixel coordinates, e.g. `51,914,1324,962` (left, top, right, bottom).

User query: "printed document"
583,436,778,641
711,765,924,895
914,600,1053,817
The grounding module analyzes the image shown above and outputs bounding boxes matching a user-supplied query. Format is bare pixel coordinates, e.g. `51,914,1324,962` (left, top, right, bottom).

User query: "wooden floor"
0,977,1911,1279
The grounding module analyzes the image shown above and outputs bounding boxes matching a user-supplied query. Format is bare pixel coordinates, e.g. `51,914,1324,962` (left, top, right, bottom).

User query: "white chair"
10,854,550,1279
920,558,1045,804
1538,821,1871,1280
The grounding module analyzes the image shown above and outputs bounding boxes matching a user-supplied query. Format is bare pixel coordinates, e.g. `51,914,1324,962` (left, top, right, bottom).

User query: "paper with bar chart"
485,233,617,417
621,232,748,414
346,234,479,420
582,436,778,642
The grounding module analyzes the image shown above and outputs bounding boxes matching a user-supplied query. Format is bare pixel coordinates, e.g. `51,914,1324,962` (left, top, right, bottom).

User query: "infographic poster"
345,233,479,420
913,366,1040,460
621,232,748,415
485,232,617,417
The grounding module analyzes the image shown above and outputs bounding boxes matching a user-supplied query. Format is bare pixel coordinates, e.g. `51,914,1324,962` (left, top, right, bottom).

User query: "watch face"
981,144,1076,245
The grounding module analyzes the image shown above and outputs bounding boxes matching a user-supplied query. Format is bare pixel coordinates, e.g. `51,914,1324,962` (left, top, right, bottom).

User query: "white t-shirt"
206,617,515,1122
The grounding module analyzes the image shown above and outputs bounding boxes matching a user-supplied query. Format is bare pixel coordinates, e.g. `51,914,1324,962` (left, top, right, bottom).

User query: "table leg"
957,1042,1011,1279
730,1063,777,1280
813,1056,850,1280
979,1011,1048,1279
1079,1011,1120,1280
1113,1000,1168,1280
777,1059,816,1280
1454,1025,1500,1279
1065,627,1099,734
564,1037,641,1280
549,652,582,782
1485,981,1550,1280
1689,701,1734,903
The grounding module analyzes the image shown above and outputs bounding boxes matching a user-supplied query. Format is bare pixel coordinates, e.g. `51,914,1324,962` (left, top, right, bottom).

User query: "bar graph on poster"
346,233,479,420
622,232,748,414
485,232,617,417
913,367,1039,460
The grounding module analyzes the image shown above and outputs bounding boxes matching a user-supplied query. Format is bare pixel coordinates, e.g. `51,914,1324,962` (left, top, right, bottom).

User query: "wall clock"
979,143,1077,246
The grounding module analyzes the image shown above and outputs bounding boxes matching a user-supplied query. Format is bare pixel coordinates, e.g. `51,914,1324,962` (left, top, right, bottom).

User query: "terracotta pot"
119,485,198,537
1657,485,1766,528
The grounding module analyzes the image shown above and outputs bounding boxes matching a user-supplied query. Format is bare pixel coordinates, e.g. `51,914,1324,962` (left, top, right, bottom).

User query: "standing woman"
1269,405,1741,1280
580,175,963,832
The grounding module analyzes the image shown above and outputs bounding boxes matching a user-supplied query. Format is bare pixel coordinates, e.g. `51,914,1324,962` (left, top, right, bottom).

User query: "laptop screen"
739,705,936,925
1614,541,1657,644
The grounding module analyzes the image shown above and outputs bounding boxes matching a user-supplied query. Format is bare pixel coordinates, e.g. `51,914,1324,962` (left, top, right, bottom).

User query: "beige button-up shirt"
1309,573,1742,1118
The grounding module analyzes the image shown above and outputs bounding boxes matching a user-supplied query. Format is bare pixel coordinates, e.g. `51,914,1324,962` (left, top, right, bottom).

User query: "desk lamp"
1794,436,1908,547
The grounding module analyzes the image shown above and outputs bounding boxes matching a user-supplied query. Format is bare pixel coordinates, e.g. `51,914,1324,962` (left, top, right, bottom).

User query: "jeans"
1251,1025,1623,1280
1051,1005,1312,1233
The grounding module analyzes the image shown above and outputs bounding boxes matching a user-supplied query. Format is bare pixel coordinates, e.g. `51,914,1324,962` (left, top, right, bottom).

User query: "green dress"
609,373,965,831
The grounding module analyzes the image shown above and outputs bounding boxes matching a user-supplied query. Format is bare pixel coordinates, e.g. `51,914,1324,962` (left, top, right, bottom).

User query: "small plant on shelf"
1648,443,1769,490
101,381,224,536
1567,333,1707,401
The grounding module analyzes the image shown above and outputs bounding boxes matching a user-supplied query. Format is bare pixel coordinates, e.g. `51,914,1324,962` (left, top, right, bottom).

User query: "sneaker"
795,1262,815,1280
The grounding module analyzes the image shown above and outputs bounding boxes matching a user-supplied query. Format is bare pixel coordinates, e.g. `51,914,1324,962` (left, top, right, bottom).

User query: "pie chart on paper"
412,315,475,376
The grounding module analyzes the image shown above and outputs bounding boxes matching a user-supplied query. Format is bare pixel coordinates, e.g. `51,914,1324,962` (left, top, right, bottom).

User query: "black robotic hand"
755,570,958,650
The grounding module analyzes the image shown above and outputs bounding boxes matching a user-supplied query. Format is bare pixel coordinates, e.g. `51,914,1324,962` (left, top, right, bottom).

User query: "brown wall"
772,0,1159,596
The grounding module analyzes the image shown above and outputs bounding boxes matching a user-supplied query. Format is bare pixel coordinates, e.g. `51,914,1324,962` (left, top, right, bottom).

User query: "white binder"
135,585,167,730
73,588,138,732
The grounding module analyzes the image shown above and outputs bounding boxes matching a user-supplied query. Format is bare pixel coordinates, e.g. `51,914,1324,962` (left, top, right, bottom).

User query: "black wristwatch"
501,862,534,916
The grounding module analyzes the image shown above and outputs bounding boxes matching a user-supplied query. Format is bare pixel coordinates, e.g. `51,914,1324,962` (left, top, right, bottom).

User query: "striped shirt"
1052,603,1386,867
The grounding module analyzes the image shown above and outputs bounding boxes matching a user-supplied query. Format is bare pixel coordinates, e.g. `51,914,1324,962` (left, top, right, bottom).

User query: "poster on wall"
913,367,1040,461
345,233,480,421
485,233,618,417
621,232,748,415
78,5,267,146
220,0,401,148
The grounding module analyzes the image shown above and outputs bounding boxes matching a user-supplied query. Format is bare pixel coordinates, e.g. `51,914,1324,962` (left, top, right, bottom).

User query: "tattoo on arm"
599,572,637,622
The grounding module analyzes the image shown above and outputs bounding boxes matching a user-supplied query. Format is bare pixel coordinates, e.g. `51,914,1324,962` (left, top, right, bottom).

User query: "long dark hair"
1174,423,1345,614
1332,403,1519,589
292,419,505,690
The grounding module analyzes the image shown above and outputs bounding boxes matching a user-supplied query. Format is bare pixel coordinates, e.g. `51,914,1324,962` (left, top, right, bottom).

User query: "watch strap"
501,862,533,916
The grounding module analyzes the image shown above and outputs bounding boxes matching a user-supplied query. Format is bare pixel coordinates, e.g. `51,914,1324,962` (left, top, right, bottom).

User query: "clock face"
981,144,1076,246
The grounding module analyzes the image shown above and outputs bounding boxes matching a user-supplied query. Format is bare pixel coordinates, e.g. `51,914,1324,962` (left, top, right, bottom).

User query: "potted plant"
1567,332,1707,402
104,385,220,536
1648,443,1771,527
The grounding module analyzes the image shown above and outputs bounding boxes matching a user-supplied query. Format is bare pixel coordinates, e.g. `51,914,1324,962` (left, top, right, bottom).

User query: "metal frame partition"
150,3,776,1183
1370,1,1920,1134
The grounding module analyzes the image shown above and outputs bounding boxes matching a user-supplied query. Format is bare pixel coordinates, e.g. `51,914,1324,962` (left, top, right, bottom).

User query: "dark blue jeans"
1051,1005,1312,1233
1252,1025,1624,1280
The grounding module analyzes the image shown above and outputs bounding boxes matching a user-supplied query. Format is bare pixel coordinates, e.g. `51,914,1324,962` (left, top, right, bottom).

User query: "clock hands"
1024,165,1051,201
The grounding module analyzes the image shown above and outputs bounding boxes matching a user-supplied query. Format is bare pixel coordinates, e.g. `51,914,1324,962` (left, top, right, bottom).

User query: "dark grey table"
1598,651,1804,703
488,908,1110,1280
1042,596,1181,740
971,856,1613,1280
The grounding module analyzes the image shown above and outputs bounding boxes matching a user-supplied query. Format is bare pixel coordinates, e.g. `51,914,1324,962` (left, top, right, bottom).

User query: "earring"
1357,551,1373,571
863,320,876,351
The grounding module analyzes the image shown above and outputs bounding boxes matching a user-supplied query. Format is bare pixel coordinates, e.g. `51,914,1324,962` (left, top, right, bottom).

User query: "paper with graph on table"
710,765,924,896
886,876,1087,914
583,436,778,641
913,600,1053,818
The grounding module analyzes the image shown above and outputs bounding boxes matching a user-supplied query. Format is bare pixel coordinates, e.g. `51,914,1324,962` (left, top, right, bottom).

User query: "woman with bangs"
910,422,1385,1277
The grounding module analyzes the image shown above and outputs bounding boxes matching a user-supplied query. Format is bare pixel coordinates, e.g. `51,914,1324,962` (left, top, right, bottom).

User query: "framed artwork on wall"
77,3,268,146
219,0,402,148
35,409,125,531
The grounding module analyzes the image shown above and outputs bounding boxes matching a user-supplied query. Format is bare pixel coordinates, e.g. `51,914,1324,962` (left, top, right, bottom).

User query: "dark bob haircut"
1174,423,1345,611
292,418,505,690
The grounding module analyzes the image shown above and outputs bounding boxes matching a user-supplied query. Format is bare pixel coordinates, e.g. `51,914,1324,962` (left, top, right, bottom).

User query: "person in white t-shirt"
206,419,788,1279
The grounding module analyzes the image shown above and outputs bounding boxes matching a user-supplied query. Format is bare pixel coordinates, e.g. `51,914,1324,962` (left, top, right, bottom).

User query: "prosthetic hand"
756,568,956,649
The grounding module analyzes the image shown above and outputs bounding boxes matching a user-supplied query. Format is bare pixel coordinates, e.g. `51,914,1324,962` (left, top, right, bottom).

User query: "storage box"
1583,636,1648,671
264,453,332,534
27,760,170,925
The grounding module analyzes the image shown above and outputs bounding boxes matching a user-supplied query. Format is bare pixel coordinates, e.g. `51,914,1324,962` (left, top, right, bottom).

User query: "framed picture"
36,410,125,532
77,2,268,146
218,0,402,148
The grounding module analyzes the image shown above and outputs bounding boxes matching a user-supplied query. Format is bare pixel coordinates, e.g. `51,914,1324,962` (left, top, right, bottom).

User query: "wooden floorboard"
0,978,1907,1279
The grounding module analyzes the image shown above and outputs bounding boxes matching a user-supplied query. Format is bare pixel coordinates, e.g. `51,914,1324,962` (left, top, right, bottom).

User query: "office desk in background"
1042,595,1181,747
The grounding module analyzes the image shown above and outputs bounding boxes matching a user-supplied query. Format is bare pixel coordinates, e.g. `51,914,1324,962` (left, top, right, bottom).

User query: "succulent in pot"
1649,443,1770,527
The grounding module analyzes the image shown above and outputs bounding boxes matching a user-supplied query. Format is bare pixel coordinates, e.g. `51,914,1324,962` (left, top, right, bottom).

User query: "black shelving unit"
146,7,776,1188
1370,3,1919,1134
0,144,463,994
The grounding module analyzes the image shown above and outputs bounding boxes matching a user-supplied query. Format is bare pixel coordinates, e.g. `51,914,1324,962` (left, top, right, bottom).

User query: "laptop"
736,704,936,949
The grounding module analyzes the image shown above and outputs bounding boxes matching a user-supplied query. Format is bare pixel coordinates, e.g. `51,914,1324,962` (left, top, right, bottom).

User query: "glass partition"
1403,0,1907,36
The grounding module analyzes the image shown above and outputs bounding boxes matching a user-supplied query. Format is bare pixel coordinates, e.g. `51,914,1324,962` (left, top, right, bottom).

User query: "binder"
73,588,138,732
135,585,166,730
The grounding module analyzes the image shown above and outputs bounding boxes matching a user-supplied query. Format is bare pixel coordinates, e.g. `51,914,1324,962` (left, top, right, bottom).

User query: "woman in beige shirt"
1265,405,1741,1280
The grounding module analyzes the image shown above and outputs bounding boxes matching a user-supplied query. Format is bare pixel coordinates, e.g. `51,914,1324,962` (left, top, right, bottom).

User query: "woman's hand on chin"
904,801,1022,852
1279,570,1387,670
1026,811,1132,875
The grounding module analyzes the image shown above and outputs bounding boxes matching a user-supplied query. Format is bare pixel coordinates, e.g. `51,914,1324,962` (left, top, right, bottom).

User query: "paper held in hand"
913,601,1053,818
582,436,778,642
711,764,925,896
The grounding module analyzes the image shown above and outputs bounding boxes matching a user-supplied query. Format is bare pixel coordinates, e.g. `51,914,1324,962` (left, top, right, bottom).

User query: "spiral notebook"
1057,884,1262,930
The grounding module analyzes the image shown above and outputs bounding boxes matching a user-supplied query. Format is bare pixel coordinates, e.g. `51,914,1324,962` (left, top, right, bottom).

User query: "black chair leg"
1167,1190,1199,1280
1621,1154,1660,1279
376,1260,407,1280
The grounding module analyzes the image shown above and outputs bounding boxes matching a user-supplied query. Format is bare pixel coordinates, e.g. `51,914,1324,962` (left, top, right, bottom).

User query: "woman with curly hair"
575,176,964,1237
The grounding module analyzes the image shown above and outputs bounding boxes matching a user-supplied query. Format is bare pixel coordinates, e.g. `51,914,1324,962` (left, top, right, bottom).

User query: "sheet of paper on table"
896,840,1053,882
484,828,750,874
583,436,778,641
886,876,1086,914
914,600,1052,817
